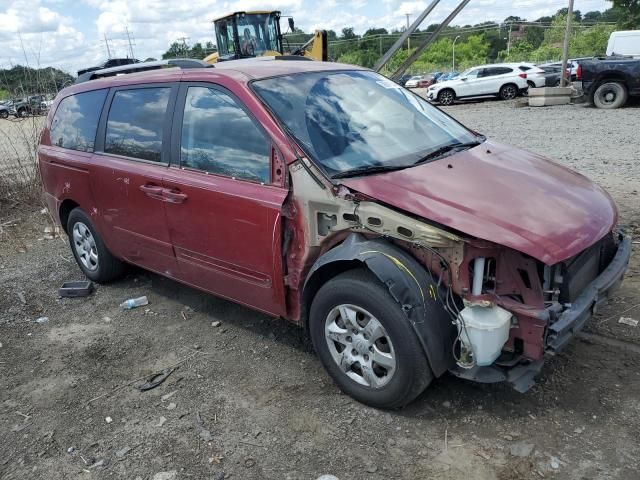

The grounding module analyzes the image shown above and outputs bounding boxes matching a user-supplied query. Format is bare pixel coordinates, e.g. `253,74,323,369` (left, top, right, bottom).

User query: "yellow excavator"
203,11,327,64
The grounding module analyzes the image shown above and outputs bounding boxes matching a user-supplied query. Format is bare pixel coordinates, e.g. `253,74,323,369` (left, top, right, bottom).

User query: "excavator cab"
207,11,283,63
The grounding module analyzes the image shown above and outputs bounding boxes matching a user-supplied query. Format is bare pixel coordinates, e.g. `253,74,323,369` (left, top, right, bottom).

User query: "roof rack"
75,58,213,84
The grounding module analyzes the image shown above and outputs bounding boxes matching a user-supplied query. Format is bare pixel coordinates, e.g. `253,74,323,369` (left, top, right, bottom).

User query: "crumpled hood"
342,141,617,264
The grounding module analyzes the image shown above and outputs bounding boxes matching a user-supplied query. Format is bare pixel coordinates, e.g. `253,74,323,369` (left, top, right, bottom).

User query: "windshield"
252,70,479,177
236,13,281,56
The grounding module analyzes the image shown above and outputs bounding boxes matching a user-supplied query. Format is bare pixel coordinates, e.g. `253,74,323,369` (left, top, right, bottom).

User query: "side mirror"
460,77,467,81
288,18,295,32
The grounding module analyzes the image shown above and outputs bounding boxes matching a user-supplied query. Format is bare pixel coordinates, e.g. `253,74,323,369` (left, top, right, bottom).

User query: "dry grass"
0,116,45,210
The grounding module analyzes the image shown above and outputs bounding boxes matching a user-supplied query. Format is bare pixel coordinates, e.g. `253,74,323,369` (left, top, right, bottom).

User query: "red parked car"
39,58,631,408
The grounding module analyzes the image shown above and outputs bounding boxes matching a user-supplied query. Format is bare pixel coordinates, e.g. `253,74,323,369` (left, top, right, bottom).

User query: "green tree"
609,0,640,28
341,27,357,39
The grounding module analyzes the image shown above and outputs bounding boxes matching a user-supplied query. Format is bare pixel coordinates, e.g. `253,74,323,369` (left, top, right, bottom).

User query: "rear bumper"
450,232,631,392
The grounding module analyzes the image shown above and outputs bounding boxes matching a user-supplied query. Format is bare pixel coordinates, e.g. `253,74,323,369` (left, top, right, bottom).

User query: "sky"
0,0,611,75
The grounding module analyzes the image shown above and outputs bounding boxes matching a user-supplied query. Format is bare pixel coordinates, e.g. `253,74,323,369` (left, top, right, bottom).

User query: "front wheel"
0,110,8,119
593,81,628,109
437,89,455,106
16,108,26,118
309,269,432,409
499,83,518,100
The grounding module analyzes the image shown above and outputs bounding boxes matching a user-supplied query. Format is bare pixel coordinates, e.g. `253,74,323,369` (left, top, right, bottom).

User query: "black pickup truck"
577,56,640,109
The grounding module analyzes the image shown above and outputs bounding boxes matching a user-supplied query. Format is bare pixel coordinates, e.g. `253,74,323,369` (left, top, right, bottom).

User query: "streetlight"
452,35,461,71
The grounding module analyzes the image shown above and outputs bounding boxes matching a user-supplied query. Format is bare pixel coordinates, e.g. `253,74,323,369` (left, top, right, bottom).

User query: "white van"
606,30,640,56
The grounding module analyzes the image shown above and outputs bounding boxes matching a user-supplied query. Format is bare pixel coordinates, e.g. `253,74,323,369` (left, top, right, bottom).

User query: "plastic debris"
211,321,222,327
120,296,149,309
105,416,113,424
618,317,638,327
136,367,175,391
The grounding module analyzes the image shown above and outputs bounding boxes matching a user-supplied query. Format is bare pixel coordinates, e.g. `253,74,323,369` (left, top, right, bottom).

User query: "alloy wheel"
72,222,99,271
324,304,397,388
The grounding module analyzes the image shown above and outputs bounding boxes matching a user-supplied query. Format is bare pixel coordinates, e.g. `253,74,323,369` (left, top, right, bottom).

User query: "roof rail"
75,58,213,84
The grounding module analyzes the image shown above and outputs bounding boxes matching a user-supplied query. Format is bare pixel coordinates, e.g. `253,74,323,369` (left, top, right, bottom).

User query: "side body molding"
305,233,456,377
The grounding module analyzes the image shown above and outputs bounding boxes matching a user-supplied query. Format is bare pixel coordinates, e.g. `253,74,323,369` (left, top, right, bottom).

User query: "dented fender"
305,233,456,377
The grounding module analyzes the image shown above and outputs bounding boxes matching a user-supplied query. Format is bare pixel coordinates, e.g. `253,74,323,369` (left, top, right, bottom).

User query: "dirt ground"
1,99,639,480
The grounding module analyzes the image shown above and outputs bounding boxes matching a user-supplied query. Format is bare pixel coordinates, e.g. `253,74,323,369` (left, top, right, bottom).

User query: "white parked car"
404,75,424,88
509,63,546,88
427,63,529,105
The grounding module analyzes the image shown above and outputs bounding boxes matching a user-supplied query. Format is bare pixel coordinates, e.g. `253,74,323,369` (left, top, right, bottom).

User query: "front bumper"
451,232,632,392
546,232,631,351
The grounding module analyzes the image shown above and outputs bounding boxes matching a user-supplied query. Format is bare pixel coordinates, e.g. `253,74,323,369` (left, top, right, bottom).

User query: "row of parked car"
0,94,53,119
400,62,576,105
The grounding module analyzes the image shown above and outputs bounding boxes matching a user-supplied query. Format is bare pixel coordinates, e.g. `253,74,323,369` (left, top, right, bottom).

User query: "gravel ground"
1,99,639,480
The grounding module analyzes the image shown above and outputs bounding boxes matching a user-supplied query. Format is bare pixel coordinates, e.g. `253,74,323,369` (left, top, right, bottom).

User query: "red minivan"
39,58,631,408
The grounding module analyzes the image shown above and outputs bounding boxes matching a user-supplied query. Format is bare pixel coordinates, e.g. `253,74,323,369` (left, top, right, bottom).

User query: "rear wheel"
309,269,432,409
593,81,628,109
16,108,26,118
0,110,8,119
437,88,455,106
499,83,518,100
67,208,125,283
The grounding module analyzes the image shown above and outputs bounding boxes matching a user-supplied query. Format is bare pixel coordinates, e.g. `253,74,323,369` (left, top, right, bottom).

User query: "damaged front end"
284,157,631,393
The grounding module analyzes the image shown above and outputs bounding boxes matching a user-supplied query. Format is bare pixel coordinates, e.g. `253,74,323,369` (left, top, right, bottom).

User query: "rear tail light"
518,73,527,79
576,64,582,80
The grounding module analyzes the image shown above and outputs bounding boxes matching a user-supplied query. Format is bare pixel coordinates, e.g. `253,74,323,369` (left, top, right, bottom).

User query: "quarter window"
105,87,171,162
50,89,107,152
180,86,270,183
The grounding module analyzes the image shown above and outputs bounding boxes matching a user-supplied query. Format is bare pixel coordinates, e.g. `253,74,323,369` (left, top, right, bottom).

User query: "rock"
116,446,131,458
442,400,452,408
67,447,75,454
550,457,560,469
509,442,535,457
153,472,177,480
365,464,378,473
316,476,340,480
166,402,177,410
161,390,178,401
503,434,513,441
105,416,113,424
35,316,49,324
211,321,222,327
156,416,167,427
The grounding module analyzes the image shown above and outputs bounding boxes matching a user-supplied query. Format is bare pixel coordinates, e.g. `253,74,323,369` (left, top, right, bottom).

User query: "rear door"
90,83,179,276
162,82,289,316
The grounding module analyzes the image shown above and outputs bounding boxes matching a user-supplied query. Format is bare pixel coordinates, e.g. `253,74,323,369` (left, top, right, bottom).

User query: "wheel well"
438,88,455,98
501,82,518,90
59,199,79,233
301,259,362,332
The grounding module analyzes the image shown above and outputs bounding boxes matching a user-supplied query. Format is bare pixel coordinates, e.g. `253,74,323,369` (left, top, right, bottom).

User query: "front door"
162,83,288,316
90,84,179,276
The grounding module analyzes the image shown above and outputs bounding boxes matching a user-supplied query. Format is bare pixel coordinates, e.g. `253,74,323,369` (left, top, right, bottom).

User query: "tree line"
0,66,74,100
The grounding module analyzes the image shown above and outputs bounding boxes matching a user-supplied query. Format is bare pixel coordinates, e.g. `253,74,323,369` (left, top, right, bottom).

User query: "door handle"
163,188,188,204
139,184,164,199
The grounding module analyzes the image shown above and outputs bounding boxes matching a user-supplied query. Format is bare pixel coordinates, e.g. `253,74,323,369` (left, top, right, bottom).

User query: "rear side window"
180,86,270,183
50,89,107,152
105,87,171,162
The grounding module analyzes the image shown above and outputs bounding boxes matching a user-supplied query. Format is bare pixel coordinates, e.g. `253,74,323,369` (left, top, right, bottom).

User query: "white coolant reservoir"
458,305,512,366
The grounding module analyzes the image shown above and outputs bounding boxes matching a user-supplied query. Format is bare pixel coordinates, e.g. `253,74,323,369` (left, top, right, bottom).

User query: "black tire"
67,208,125,283
592,81,628,109
527,81,535,90
437,88,455,106
0,110,8,119
309,269,432,409
499,83,518,100
16,108,26,118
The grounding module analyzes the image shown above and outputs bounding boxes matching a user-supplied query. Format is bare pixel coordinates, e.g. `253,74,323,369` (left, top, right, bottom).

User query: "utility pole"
507,23,512,55
405,13,411,50
560,0,574,87
125,26,136,59
102,34,113,59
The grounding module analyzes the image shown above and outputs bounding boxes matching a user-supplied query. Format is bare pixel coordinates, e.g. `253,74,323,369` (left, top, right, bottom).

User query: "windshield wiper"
413,139,484,165
331,164,411,179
